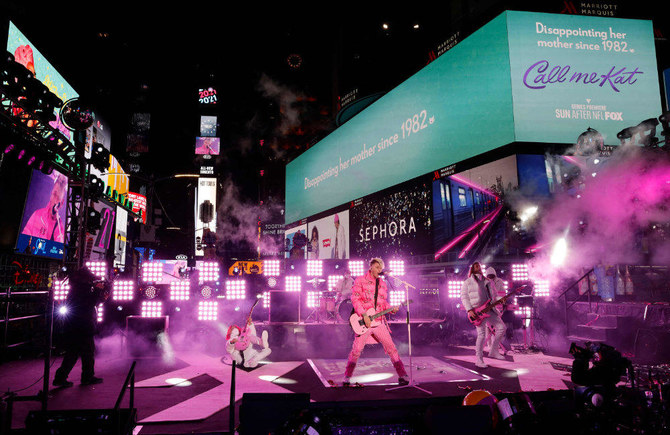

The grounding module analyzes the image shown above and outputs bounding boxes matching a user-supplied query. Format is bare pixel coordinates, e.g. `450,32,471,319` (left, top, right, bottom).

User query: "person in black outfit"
53,267,109,387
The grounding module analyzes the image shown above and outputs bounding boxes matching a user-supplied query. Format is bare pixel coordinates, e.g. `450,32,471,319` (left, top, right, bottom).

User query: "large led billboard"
15,170,68,259
195,137,220,155
307,210,350,259
195,177,217,257
6,22,79,141
285,11,661,224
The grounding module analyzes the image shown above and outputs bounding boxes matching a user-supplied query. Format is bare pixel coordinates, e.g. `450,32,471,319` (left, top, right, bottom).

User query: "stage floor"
1,340,578,434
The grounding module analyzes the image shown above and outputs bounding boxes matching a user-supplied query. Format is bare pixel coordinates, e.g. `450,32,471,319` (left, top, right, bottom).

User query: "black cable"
4,357,58,395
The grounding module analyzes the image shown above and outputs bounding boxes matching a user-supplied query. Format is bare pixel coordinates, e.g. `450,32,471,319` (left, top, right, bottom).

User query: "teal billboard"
285,11,661,224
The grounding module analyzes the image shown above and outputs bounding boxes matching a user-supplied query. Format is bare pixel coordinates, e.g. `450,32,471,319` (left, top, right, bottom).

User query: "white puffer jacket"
460,274,497,311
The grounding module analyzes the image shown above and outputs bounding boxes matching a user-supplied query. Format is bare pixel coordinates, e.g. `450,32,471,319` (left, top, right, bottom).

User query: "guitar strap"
374,278,379,310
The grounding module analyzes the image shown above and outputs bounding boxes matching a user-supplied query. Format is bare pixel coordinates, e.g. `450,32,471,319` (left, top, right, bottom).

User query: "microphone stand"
385,274,432,395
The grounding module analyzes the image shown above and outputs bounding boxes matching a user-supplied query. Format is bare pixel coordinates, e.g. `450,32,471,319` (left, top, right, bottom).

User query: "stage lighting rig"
90,142,110,172
60,98,94,132
637,118,660,148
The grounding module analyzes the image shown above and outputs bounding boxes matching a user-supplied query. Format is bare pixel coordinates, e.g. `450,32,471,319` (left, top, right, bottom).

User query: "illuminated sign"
195,137,220,155
195,177,217,257
114,207,128,268
285,11,661,224
200,116,217,137
200,166,214,175
127,192,147,224
198,87,217,105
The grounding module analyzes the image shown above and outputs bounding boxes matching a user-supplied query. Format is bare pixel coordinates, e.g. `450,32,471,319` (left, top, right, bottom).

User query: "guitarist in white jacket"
460,262,506,368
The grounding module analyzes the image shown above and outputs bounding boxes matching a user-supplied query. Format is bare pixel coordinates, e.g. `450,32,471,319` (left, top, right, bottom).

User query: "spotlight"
348,260,365,277
141,300,163,318
199,284,214,299
112,280,135,301
285,276,301,292
53,280,70,301
447,281,462,298
89,174,105,200
169,280,190,301
327,275,343,291
306,260,323,276
197,301,218,321
267,276,278,289
90,142,110,172
225,280,246,300
263,259,281,276
198,261,220,282
306,291,320,308
86,208,102,232
142,285,158,300
511,264,529,281
58,305,68,316
388,260,405,276
659,112,670,137
616,126,637,146
142,262,163,283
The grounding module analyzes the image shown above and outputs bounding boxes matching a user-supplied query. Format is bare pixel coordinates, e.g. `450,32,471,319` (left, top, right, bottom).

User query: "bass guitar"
234,298,261,351
349,300,412,335
469,286,526,326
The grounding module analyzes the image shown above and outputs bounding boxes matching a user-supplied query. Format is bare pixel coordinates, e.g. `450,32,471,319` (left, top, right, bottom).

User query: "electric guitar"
349,300,412,335
468,286,526,326
234,298,261,351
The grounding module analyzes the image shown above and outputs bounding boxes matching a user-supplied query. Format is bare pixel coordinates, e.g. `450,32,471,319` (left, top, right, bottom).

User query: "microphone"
379,269,392,276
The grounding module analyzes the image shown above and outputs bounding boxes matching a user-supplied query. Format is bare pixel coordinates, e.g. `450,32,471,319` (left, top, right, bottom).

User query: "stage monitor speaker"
239,393,310,435
125,315,169,357
634,328,670,364
269,290,300,323
26,408,136,435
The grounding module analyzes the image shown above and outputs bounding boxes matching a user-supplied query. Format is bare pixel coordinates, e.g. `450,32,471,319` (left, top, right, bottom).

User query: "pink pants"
345,322,406,378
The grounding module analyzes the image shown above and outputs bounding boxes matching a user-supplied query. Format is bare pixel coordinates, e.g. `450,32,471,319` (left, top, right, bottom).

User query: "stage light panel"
533,279,550,297
515,305,532,318
447,281,462,299
264,260,281,276
306,260,323,276
226,279,246,300
267,276,278,288
141,300,163,318
53,280,70,301
197,301,218,321
199,262,220,282
388,260,405,276
512,264,529,281
285,276,301,292
262,291,270,309
200,284,213,299
306,291,320,308
142,262,163,283
169,280,191,301
389,290,405,306
112,280,135,301
327,275,343,292
143,285,158,300
85,261,107,279
348,261,365,277
97,303,104,323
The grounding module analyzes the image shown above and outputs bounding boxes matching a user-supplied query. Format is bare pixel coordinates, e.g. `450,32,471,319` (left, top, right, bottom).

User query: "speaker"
125,315,169,356
239,393,310,434
269,291,300,323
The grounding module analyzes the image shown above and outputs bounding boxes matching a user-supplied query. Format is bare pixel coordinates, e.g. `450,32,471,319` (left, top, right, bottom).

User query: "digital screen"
307,210,349,260
126,113,150,153
285,11,661,224
195,178,217,257
285,225,307,259
127,192,147,224
350,177,432,260
198,87,217,105
7,22,79,141
146,259,189,284
85,200,116,260
200,116,217,137
195,137,220,155
15,169,68,259
114,207,128,268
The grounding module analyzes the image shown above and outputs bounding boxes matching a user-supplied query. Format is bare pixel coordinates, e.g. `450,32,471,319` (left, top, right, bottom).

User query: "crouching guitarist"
461,262,507,369
343,257,408,386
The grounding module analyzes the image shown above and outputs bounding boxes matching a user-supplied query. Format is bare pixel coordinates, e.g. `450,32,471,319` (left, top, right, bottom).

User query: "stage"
1,338,579,434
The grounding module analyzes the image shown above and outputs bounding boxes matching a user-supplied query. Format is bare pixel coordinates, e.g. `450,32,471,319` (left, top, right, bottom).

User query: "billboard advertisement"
285,224,307,259
200,116,218,137
307,210,350,259
285,11,661,224
508,11,661,145
126,113,150,153
114,207,128,268
84,200,117,261
350,177,432,260
195,177,217,257
195,137,220,155
15,170,68,259
6,22,79,141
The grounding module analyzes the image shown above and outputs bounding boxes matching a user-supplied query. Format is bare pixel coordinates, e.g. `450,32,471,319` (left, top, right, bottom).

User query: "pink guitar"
234,298,260,351
468,286,525,326
349,300,412,335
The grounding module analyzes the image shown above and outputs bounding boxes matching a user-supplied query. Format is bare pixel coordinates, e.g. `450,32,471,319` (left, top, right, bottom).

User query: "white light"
169,280,191,301
512,264,529,281
142,262,164,283
264,260,281,276
86,261,107,280
97,303,104,323
165,378,192,387
388,260,405,276
197,301,218,321
285,276,301,292
58,305,68,315
262,292,270,309
382,23,389,30
306,260,323,277
533,279,551,297
112,280,135,301
389,290,405,306
591,172,597,177
141,300,163,318
306,291,320,308
327,275,343,291
226,280,246,300
198,262,220,282
53,280,70,301
447,281,462,299
550,237,568,267
519,206,538,223
593,159,600,164
348,261,365,277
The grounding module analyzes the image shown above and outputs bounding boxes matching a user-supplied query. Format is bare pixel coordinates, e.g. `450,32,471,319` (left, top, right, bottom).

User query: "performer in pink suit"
343,258,408,386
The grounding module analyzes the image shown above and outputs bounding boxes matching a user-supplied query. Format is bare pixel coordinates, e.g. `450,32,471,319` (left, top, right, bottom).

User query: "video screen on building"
84,200,117,261
198,87,217,105
307,210,349,259
350,177,432,260
15,170,68,259
6,22,79,142
200,116,218,137
195,137,220,155
285,224,307,259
